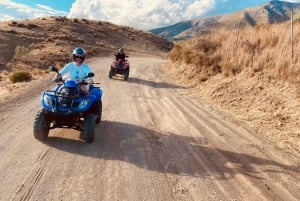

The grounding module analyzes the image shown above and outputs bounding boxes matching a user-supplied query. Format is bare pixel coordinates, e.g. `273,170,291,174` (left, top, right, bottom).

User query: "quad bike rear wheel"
34,110,50,141
124,69,129,80
95,100,102,124
109,68,114,79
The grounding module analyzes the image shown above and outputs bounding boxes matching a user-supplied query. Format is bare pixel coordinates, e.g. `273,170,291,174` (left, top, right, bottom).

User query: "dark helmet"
72,47,86,62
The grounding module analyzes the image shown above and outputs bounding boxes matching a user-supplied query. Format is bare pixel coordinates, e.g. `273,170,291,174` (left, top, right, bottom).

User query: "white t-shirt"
59,62,92,83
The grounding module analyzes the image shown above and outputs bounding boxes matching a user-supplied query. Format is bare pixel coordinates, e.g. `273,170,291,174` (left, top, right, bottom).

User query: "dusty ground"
162,62,300,156
0,55,299,201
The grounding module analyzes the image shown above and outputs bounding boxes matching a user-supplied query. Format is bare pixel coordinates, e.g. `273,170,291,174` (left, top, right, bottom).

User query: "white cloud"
68,0,216,30
3,0,300,30
0,0,67,21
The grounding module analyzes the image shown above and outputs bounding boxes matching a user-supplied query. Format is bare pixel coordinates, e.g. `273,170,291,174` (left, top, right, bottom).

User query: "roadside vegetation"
8,71,32,83
165,21,300,153
168,22,300,83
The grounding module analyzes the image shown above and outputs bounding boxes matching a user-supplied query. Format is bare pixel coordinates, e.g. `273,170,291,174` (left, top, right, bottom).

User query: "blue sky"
1,0,300,30
13,0,74,12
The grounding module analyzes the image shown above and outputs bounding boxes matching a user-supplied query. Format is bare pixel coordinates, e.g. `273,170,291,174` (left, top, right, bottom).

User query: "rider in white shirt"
55,47,93,95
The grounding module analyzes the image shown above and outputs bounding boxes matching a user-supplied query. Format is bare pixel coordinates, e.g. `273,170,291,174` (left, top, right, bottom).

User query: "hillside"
162,21,300,154
150,0,300,40
0,16,173,73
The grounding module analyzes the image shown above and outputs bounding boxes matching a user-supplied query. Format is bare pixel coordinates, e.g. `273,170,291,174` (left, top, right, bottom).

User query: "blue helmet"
72,47,86,62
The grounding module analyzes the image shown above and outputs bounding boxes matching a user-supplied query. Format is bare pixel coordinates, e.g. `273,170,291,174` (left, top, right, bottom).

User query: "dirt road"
0,55,299,201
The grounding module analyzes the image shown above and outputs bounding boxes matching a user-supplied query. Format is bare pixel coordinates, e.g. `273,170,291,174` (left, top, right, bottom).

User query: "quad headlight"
43,95,53,107
78,99,89,109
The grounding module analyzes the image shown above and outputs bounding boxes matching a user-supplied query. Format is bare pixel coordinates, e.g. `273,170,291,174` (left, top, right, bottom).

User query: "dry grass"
164,22,300,154
8,71,32,83
169,22,300,82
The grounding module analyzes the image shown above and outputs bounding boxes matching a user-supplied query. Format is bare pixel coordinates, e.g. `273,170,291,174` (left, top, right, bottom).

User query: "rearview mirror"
50,66,58,73
87,72,94,78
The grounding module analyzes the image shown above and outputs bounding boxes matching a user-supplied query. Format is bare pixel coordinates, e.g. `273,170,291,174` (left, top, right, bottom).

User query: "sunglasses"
74,56,84,59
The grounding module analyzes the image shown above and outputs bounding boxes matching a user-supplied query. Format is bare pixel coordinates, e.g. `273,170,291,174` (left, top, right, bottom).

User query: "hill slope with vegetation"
0,16,173,80
163,22,300,153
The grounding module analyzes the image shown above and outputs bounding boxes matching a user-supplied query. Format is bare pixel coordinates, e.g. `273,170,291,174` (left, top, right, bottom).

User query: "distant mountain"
150,0,300,41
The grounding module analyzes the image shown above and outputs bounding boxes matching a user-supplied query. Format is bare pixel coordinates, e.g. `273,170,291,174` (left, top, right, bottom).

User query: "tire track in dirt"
168,95,299,200
132,82,299,201
10,148,50,201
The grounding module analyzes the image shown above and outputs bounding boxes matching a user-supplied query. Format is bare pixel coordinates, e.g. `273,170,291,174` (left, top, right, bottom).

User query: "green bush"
9,71,32,83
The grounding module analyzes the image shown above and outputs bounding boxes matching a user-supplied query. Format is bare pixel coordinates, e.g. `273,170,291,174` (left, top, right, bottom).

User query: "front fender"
90,87,103,100
72,95,97,112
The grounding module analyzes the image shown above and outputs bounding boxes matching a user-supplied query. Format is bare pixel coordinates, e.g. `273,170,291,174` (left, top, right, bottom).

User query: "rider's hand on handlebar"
53,75,62,82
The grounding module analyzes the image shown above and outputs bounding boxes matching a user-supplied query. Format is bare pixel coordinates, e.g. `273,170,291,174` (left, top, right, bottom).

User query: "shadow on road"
44,120,299,180
110,76,187,89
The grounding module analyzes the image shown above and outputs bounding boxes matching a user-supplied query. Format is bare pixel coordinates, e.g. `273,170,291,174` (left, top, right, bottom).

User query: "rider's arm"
82,64,94,84
59,63,74,80
59,63,71,76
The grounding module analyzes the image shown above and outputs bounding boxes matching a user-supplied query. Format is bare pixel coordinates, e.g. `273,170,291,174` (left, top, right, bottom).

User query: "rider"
54,47,93,95
114,48,126,61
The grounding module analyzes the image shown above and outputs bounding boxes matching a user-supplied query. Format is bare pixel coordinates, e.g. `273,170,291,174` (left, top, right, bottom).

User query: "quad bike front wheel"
84,113,95,143
124,69,129,80
34,110,50,141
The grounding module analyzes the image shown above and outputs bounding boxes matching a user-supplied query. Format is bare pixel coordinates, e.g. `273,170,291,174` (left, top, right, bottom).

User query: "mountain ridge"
150,0,300,41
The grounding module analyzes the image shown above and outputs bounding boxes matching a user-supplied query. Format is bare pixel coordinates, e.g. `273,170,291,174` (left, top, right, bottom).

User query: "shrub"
169,43,184,62
14,46,30,58
17,23,26,28
9,71,32,83
72,18,79,23
199,76,208,82
27,23,39,29
7,30,17,34
9,21,18,26
194,38,218,53
182,49,194,64
82,18,89,24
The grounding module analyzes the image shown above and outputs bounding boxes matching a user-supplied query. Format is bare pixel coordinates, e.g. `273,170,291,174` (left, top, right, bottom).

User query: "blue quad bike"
34,66,103,143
